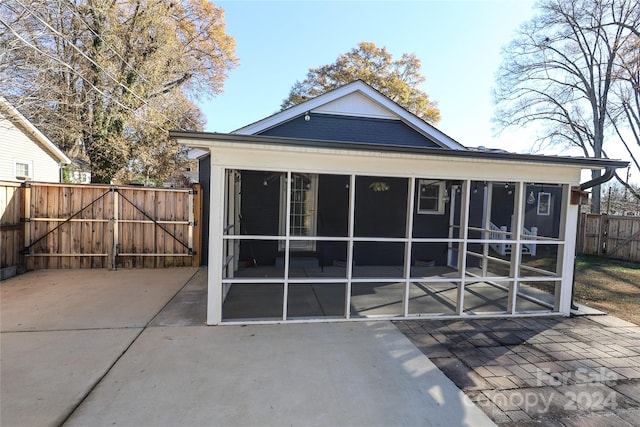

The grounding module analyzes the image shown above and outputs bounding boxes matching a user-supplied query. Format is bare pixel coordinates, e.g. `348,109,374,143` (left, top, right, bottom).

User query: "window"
417,180,445,214
14,160,32,180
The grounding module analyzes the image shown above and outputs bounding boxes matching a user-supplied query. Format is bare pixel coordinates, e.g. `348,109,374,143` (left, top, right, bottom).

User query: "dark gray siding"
238,172,452,268
238,171,281,266
259,113,441,148
490,184,562,238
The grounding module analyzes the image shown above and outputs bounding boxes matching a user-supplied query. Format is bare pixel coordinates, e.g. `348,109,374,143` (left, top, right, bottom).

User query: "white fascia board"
180,138,582,185
0,97,71,164
232,81,466,150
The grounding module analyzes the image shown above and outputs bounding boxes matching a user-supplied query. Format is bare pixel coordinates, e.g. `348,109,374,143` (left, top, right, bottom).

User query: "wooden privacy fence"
578,213,640,262
0,182,24,278
0,181,201,273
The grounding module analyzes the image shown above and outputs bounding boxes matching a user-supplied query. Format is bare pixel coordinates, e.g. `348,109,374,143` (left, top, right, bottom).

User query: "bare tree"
494,0,639,213
602,178,640,215
609,31,640,199
0,0,237,183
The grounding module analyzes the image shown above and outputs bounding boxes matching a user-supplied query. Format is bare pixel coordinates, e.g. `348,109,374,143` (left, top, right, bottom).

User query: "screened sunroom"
170,131,627,325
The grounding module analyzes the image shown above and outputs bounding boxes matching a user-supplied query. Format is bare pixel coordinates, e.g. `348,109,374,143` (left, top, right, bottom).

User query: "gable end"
258,113,442,148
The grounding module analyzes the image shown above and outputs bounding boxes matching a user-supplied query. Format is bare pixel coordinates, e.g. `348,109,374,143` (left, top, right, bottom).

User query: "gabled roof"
0,96,71,164
233,80,466,150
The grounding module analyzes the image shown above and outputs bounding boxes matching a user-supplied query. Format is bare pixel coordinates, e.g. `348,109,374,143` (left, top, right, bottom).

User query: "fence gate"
21,183,201,270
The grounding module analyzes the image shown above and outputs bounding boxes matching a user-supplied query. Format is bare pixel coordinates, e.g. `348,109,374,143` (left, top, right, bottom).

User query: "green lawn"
573,255,640,325
479,252,639,325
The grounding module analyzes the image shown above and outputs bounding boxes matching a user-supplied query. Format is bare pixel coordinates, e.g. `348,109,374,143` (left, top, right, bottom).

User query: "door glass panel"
280,173,318,251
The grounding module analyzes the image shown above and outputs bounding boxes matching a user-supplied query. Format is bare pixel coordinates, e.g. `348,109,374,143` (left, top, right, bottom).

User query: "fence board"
165,189,176,267
48,185,60,269
59,186,71,268
144,189,156,268
133,189,145,267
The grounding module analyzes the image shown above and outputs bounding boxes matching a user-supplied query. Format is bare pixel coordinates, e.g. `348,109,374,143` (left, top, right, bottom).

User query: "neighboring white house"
0,97,70,182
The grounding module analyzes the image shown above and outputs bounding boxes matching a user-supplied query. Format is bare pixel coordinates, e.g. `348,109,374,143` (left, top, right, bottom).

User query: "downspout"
571,166,616,311
579,166,616,191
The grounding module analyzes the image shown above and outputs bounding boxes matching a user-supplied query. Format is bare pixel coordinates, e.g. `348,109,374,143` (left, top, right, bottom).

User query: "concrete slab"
571,302,607,316
222,278,552,321
65,322,496,427
0,328,141,427
0,268,197,331
149,268,207,327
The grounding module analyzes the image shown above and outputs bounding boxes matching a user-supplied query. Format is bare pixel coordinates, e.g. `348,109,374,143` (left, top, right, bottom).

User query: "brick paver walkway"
396,315,640,426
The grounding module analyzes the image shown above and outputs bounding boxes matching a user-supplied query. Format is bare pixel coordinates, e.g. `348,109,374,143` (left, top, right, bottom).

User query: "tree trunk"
591,170,602,214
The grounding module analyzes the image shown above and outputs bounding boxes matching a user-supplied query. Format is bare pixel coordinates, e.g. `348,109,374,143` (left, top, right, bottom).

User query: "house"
64,158,92,184
170,80,628,325
0,97,70,182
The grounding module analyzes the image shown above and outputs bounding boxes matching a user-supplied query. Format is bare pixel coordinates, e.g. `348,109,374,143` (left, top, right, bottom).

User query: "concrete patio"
222,265,554,321
3,267,638,426
0,268,493,427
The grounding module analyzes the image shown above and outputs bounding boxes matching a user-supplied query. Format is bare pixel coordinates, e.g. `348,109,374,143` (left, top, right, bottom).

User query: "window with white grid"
14,160,32,179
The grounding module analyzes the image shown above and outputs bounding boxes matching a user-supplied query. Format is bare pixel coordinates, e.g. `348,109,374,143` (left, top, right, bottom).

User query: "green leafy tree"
0,0,237,183
281,42,440,124
494,0,639,213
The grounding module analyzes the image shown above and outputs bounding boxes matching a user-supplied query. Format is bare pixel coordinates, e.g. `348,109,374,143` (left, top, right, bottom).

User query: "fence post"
22,182,31,271
188,188,194,257
111,187,119,270
192,183,202,267
598,214,607,255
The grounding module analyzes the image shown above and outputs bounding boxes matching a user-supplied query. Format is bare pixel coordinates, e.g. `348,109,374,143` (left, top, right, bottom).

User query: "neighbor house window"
14,160,32,180
417,180,445,214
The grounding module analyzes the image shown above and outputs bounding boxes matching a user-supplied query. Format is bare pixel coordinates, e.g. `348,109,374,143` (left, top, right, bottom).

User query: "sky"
198,0,635,174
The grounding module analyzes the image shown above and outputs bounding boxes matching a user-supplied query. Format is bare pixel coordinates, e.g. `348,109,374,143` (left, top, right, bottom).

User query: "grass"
573,254,640,326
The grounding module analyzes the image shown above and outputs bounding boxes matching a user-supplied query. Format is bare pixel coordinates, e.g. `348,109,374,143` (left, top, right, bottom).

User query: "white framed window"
417,179,445,214
14,160,33,180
